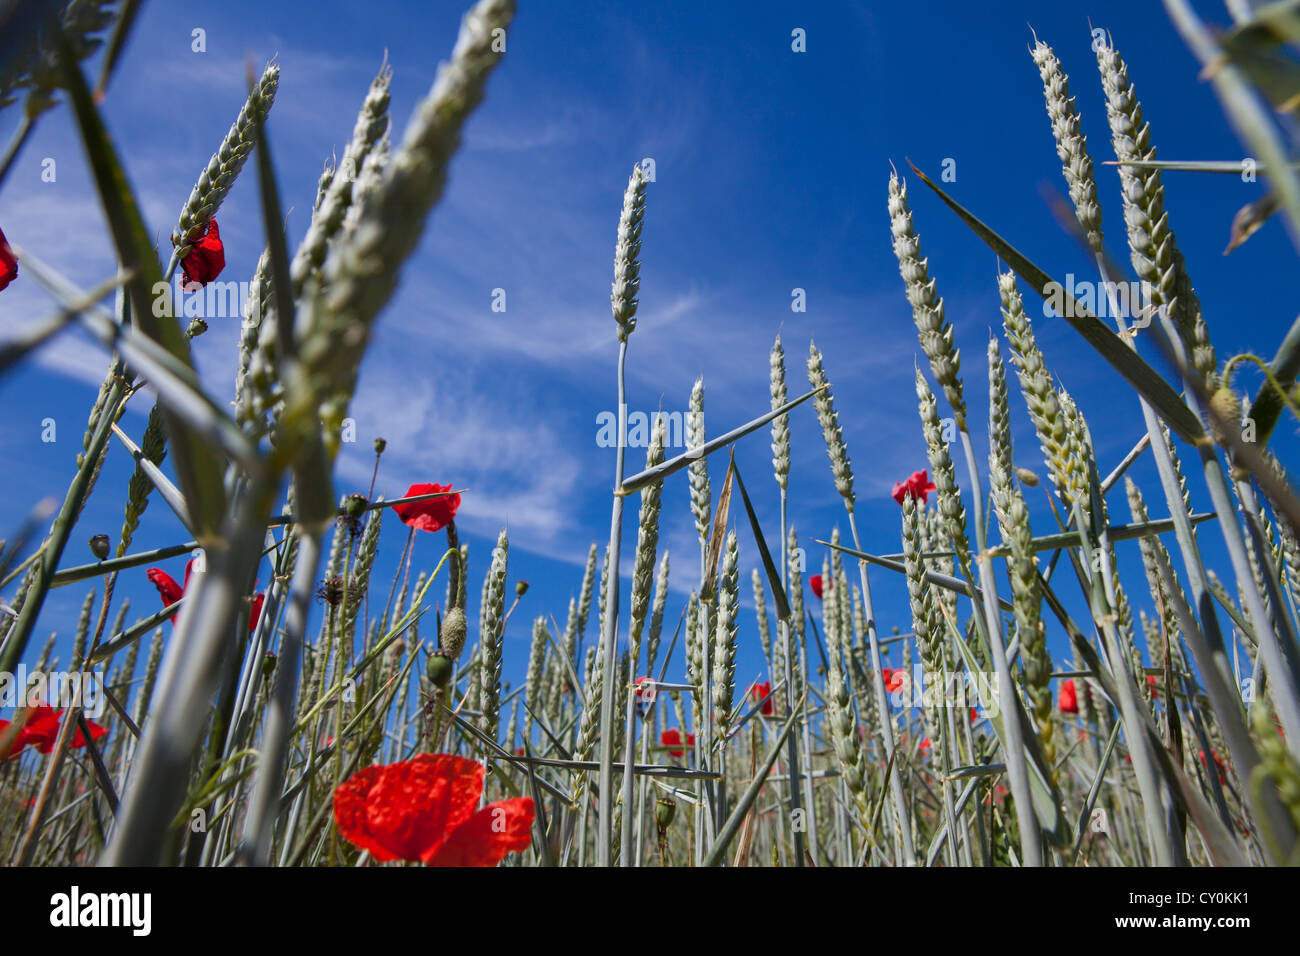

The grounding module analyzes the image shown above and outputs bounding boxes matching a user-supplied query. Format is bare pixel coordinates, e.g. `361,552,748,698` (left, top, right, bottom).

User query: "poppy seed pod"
426,649,454,688
440,605,467,660
88,534,111,561
373,437,387,455
515,580,529,597
262,652,277,681
655,797,676,830
344,493,369,518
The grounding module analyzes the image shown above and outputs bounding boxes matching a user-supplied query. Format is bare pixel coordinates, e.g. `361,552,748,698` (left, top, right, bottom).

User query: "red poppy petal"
393,483,461,533
344,754,484,862
202,240,225,280
146,569,183,606
70,717,108,749
412,753,485,827
248,593,265,633
0,225,17,291
334,766,404,862
424,797,535,867
19,705,62,752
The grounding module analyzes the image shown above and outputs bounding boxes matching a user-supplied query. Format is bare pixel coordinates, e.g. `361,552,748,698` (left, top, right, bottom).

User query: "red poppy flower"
16,706,62,752
1199,749,1227,784
1058,678,1078,715
749,681,773,716
660,728,695,758
970,707,980,723
392,482,461,533
180,218,225,289
248,592,265,633
891,469,937,506
918,737,932,756
146,561,190,607
4,705,107,755
334,753,533,866
0,226,17,292
634,676,654,700
809,574,826,599
882,668,904,693
147,559,264,632
1146,674,1159,700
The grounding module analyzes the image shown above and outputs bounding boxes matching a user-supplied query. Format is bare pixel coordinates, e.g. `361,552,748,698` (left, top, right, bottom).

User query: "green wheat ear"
1030,39,1103,253
1096,37,1216,386
998,271,1085,514
988,338,1050,758
173,63,280,254
807,341,855,508
612,165,649,342
711,530,739,735
687,378,712,543
915,369,968,556
888,173,966,431
770,333,791,489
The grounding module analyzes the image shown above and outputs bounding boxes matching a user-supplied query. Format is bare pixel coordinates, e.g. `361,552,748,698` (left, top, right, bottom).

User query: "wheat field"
1,0,1299,874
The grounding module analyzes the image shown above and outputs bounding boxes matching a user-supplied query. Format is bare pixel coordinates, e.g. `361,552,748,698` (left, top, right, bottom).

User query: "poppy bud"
440,606,467,660
655,797,676,830
515,580,529,597
426,649,454,687
186,317,208,338
344,493,368,518
373,437,387,455
88,534,110,560
262,652,277,681
1208,386,1241,426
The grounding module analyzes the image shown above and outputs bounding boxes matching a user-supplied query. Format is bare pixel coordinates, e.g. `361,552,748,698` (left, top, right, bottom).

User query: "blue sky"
1,0,1296,711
